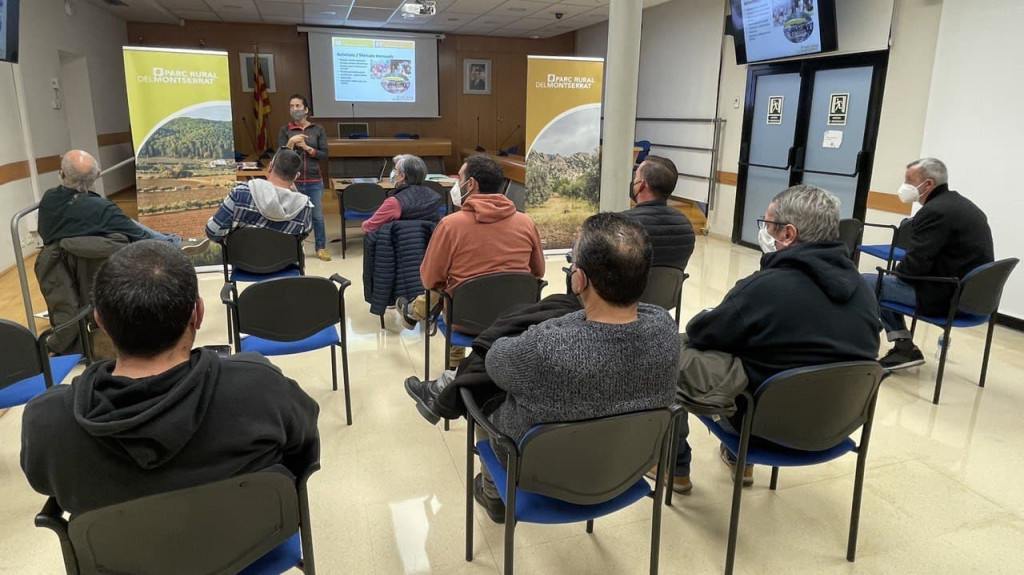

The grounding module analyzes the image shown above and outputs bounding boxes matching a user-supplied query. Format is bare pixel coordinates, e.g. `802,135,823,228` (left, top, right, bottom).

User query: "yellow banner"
525,56,604,250
124,47,234,265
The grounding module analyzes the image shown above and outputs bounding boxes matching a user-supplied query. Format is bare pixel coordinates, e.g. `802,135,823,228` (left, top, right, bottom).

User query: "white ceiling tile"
261,15,303,24
304,4,347,18
177,10,223,21
158,0,217,10
256,1,302,17
502,17,550,30
491,1,555,18
447,0,504,15
351,0,403,8
348,6,393,21
207,0,259,10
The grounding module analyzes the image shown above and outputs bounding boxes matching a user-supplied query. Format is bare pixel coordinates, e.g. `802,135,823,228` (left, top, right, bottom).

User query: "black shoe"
404,376,442,425
395,297,418,330
474,473,506,524
879,345,925,370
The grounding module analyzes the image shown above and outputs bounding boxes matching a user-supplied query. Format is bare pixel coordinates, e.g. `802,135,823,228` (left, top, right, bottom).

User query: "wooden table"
235,168,267,180
328,137,452,158
331,177,456,190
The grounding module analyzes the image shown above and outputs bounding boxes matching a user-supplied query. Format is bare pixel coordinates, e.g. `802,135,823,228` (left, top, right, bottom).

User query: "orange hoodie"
420,193,545,292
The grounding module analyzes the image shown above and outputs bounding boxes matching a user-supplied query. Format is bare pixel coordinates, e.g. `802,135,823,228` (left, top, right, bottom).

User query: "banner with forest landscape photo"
525,56,604,251
124,47,235,266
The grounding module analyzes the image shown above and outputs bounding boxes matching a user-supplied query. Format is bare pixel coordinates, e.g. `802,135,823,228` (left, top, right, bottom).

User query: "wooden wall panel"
97,131,133,147
125,22,574,175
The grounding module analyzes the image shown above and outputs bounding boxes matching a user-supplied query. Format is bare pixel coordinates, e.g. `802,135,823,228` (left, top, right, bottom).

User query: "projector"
401,1,436,17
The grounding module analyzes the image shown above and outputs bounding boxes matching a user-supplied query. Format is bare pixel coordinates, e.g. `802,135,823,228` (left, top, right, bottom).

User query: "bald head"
60,150,100,192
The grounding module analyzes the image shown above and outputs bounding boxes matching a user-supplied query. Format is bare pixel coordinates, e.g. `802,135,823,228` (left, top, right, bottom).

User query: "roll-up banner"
123,47,235,265
525,56,604,251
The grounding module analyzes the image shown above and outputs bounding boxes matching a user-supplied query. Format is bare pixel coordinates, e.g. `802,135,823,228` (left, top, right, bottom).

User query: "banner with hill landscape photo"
124,47,235,266
525,56,604,251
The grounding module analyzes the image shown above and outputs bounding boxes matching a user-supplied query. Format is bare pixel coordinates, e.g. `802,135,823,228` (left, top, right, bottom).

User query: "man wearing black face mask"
622,156,695,271
862,158,993,370
671,185,879,491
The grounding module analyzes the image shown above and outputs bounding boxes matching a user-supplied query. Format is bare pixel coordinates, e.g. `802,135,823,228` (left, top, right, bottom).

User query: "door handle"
798,150,866,178
738,145,795,171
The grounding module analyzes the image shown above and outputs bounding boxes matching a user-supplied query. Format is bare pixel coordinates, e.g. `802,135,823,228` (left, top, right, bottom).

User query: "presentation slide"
0,0,9,61
332,37,416,103
306,28,440,118
734,0,824,62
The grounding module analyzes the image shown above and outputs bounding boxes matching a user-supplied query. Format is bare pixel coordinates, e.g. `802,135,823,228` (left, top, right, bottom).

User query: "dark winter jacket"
20,348,319,515
34,234,130,354
38,185,149,245
363,220,435,315
895,185,994,316
686,241,880,391
434,294,583,420
392,183,442,223
623,199,696,270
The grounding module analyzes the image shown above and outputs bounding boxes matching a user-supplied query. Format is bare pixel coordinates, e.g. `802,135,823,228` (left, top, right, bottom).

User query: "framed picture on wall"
240,52,277,93
464,59,491,95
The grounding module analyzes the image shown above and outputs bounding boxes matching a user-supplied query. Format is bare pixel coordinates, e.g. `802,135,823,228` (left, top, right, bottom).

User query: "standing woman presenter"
280,93,331,260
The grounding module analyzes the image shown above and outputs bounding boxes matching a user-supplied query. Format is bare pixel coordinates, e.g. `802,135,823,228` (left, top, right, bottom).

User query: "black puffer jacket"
363,220,435,315
392,183,442,223
623,199,695,270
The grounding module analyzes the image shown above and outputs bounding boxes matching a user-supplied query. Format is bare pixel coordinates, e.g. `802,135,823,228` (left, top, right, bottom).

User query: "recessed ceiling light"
320,11,337,16
508,7,527,12
529,35,540,39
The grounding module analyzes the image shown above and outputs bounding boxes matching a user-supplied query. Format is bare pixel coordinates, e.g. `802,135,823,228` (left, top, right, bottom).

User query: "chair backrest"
0,320,46,390
517,408,673,505
447,272,545,335
223,227,303,275
66,471,300,575
343,183,387,212
957,258,1020,316
838,219,864,259
421,180,446,196
639,266,687,311
237,276,341,342
750,361,885,452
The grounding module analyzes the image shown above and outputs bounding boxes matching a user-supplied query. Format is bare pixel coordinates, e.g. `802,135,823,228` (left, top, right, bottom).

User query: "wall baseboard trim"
996,313,1024,332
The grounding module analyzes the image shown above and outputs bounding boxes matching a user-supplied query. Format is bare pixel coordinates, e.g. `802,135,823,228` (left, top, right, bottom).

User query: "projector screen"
303,28,440,118
730,0,838,64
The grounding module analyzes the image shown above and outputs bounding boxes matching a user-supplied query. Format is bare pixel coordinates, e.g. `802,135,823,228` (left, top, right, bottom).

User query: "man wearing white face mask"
396,155,545,368
863,158,993,370
672,185,879,489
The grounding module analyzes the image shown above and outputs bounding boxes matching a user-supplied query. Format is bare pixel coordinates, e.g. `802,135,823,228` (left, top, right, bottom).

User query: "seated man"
673,185,879,492
624,155,696,270
863,158,994,369
205,148,313,242
361,153,442,232
471,212,681,523
38,149,189,249
398,155,545,368
21,240,320,514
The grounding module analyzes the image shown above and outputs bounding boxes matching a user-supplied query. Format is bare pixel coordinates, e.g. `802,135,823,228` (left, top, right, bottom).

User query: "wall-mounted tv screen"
0,0,20,63
730,0,838,65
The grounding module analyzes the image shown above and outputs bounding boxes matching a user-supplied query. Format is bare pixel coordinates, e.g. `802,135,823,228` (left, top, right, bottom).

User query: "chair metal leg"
650,436,669,575
909,316,918,337
933,326,952,405
423,291,431,380
341,216,347,259
465,417,475,562
379,314,385,330
444,419,450,431
769,467,779,490
504,492,517,575
336,344,352,425
848,448,868,561
665,416,681,507
586,519,594,534
979,317,996,387
724,422,753,575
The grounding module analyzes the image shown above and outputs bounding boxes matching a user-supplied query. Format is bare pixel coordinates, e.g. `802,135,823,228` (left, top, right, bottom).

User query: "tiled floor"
2,228,1023,574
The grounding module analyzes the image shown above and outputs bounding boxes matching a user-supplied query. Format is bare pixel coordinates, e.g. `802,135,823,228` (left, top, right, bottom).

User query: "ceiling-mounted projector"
401,1,436,17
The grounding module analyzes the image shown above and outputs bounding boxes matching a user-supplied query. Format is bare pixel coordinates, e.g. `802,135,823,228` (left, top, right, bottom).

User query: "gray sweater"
485,303,681,456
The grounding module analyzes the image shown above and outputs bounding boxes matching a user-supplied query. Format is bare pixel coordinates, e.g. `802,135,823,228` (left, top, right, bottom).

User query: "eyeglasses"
756,218,788,230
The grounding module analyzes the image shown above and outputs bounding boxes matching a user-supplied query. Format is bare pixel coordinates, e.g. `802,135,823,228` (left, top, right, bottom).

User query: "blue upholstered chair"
422,272,545,380
220,227,305,344
875,258,1019,404
857,218,912,270
679,362,886,575
337,182,386,259
0,306,93,409
35,463,320,575
462,388,678,575
634,140,652,165
222,274,354,424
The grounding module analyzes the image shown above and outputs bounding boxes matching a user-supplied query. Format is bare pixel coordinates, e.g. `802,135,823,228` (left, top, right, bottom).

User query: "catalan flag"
253,47,272,153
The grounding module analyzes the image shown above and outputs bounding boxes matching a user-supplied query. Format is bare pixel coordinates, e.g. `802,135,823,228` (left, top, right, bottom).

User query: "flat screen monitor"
0,0,20,63
338,122,369,139
729,0,838,65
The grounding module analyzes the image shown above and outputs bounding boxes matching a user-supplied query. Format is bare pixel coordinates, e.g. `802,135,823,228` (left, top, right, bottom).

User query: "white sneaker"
383,307,405,333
